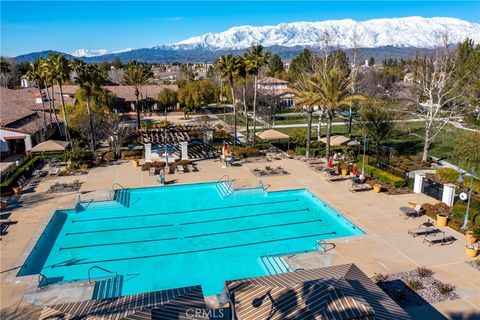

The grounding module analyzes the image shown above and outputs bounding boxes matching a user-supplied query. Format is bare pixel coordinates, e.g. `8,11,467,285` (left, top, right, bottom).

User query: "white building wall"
0,128,32,152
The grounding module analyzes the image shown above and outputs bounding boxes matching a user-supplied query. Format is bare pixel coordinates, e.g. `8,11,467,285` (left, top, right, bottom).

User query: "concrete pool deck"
1,157,479,319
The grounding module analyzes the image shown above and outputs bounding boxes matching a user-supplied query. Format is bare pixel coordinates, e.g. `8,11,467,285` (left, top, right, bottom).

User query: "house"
0,87,63,157
257,77,295,108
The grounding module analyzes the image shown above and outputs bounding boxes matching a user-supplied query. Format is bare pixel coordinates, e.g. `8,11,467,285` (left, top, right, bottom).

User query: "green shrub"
234,147,263,159
295,147,306,155
121,149,143,160
0,156,42,190
103,151,116,162
435,167,458,184
452,199,480,225
362,163,406,187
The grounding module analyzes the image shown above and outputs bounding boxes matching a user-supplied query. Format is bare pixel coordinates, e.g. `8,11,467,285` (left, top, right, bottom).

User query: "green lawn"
272,121,463,161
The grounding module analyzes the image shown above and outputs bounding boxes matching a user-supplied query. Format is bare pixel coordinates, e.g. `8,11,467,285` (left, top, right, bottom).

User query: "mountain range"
15,17,480,63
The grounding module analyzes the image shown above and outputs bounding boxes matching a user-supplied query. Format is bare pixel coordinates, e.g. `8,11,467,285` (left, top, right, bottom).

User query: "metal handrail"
316,239,335,253
88,265,117,283
217,175,230,183
112,183,128,191
38,273,49,288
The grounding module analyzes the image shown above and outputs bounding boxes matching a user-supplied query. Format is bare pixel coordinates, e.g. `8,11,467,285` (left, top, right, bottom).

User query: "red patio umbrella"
327,156,333,168
352,163,358,176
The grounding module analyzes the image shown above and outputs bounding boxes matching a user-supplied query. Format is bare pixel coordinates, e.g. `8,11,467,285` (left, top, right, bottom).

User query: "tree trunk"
135,92,141,128
86,97,95,152
44,82,53,124
231,83,236,149
422,124,430,162
58,83,70,141
252,75,258,147
306,110,312,157
348,104,353,137
243,83,249,144
37,87,47,141
325,112,333,160
317,108,324,144
50,84,62,134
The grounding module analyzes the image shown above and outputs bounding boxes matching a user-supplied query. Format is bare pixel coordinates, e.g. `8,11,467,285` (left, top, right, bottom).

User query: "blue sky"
1,1,479,56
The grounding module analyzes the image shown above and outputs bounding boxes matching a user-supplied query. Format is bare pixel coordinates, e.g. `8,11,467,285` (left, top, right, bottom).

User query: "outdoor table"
351,177,362,184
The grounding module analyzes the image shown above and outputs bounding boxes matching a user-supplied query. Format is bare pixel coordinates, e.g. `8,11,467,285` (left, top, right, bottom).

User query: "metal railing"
316,239,335,253
88,265,117,283
112,183,128,191
38,273,49,288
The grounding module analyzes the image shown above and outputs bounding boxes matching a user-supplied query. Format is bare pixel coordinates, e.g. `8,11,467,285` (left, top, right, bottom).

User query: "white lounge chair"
408,221,440,237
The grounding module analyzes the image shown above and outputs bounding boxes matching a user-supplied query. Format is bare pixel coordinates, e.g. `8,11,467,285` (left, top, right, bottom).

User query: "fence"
421,178,444,201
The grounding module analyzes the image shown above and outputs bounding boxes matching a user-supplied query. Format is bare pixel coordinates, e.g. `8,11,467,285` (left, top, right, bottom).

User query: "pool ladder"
316,239,335,253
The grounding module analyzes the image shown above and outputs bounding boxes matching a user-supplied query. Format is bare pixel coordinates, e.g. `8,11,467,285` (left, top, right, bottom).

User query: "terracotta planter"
373,184,382,193
334,167,339,174
12,187,22,195
437,214,448,227
132,160,139,167
0,200,7,211
408,202,417,209
350,172,356,177
466,231,477,245
465,245,479,257
341,169,348,176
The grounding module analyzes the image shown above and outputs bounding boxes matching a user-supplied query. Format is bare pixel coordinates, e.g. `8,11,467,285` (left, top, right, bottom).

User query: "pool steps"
92,275,124,300
260,255,292,275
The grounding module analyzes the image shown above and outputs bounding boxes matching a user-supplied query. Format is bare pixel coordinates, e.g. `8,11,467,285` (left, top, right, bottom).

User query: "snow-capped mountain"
175,17,480,50
72,48,132,57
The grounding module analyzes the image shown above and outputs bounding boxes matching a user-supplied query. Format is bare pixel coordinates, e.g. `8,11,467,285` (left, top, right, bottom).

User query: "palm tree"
25,60,48,141
75,65,104,151
236,57,250,144
291,66,363,158
69,58,86,80
287,75,317,157
123,61,153,128
39,58,61,132
215,54,241,148
244,45,270,147
48,53,71,141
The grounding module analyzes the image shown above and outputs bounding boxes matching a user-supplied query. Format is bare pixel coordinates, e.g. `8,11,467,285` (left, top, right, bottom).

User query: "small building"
0,87,63,158
257,77,295,109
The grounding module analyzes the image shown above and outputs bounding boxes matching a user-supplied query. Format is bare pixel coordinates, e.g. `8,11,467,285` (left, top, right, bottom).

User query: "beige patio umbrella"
30,140,71,154
319,135,351,146
256,129,290,149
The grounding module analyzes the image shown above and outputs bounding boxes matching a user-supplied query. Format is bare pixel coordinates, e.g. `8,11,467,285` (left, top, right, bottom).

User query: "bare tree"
416,34,468,162
108,68,124,85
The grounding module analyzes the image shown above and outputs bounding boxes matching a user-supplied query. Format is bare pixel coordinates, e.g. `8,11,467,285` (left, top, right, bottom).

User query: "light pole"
457,168,474,230
360,134,368,180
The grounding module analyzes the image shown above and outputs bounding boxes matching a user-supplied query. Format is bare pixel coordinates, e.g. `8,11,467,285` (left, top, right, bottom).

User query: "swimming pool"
18,182,363,297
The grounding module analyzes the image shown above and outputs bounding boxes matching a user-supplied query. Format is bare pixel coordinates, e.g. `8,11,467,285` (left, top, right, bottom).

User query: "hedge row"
452,199,480,225
0,156,42,189
362,163,407,187
435,167,480,194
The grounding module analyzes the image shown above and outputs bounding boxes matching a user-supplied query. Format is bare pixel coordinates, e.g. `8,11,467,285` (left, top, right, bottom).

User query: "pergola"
256,129,291,149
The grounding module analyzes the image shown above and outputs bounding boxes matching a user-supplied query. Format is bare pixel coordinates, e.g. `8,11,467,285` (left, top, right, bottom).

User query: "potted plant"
0,200,7,211
12,187,22,195
340,161,348,176
334,163,340,174
465,244,479,257
436,214,449,227
467,226,480,245
373,183,382,193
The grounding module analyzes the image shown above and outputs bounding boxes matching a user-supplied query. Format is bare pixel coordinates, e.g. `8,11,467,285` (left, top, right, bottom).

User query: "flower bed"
47,180,82,193
252,166,289,177
372,267,459,308
466,260,480,272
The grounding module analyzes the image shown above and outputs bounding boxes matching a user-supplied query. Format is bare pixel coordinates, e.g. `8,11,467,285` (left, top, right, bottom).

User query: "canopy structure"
256,129,290,141
30,140,70,154
319,135,351,147
256,129,290,149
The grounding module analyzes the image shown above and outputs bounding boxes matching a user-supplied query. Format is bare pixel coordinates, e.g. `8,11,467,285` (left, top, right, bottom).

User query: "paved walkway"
1,158,479,319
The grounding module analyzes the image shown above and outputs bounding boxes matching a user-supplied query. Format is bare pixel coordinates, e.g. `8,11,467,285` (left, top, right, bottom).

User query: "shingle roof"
60,85,178,102
228,264,411,320
257,77,289,85
40,285,207,320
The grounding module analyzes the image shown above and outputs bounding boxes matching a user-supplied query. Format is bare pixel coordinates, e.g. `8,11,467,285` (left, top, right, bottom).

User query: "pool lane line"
49,231,337,268
65,223,174,236
184,219,322,239
180,208,310,226
59,237,178,250
71,199,300,223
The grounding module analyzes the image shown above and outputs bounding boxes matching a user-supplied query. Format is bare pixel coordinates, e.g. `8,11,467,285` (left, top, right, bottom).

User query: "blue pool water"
18,182,363,296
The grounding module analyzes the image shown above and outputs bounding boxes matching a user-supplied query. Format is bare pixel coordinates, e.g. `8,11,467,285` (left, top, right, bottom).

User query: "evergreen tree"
267,55,285,77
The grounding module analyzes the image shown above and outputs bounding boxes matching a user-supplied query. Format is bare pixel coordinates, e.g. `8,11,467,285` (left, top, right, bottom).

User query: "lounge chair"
408,221,440,237
349,182,372,193
327,174,345,182
192,165,199,172
400,205,422,220
182,165,189,173
423,232,456,246
149,167,156,176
